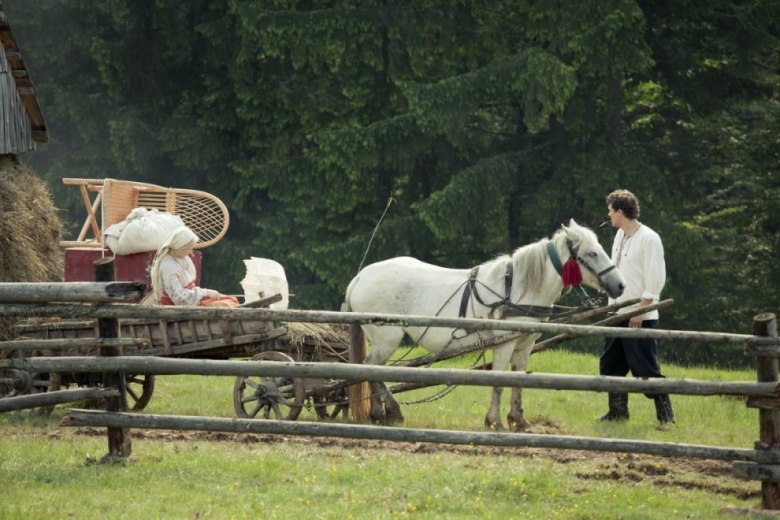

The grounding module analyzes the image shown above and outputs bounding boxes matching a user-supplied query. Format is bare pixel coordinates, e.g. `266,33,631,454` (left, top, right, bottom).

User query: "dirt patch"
69,425,752,497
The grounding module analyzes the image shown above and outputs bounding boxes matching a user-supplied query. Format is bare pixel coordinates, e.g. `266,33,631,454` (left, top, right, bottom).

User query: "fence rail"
1,282,779,509
63,408,769,463
5,355,778,398
2,302,779,346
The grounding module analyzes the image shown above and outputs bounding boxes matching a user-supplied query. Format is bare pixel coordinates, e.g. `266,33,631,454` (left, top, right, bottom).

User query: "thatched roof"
0,3,47,144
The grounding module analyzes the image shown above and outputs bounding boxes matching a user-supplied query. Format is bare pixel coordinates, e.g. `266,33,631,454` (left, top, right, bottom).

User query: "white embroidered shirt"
608,223,666,320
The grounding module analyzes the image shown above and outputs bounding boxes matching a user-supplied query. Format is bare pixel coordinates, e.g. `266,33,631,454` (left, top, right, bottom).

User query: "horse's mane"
490,227,572,299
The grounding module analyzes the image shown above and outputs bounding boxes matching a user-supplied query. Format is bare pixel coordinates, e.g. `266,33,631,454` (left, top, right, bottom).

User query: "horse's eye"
587,252,597,257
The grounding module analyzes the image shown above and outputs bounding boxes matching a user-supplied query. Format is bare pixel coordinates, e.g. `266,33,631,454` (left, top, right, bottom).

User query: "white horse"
344,219,625,430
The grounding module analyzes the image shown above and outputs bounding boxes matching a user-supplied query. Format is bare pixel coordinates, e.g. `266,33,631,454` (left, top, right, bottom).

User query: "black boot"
654,394,675,424
597,392,629,421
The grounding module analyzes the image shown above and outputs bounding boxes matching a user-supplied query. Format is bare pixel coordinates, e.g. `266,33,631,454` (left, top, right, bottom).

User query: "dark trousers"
600,319,664,399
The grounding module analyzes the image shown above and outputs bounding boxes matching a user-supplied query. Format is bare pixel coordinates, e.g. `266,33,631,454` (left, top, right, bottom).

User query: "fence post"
95,257,132,460
753,313,779,509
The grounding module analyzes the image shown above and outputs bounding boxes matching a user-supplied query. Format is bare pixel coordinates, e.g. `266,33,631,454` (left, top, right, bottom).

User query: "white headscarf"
148,226,198,304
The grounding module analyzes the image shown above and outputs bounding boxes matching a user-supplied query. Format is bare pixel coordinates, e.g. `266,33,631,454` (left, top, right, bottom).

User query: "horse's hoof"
385,415,404,425
385,409,404,425
484,419,504,431
508,417,530,432
370,408,387,425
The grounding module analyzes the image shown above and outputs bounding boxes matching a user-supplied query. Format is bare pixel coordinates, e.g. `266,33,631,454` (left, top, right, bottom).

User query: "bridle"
456,236,618,321
545,239,618,291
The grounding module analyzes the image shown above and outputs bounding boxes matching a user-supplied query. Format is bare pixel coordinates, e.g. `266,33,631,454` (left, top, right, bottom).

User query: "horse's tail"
341,296,371,422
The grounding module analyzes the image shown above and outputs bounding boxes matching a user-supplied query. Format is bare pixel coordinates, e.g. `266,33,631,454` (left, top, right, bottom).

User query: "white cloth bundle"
104,208,185,255
241,257,289,309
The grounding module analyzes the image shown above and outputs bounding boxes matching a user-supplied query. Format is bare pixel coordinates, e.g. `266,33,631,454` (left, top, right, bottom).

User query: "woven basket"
60,178,230,249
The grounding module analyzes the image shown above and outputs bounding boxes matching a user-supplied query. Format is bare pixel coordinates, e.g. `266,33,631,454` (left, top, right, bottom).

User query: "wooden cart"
3,313,352,420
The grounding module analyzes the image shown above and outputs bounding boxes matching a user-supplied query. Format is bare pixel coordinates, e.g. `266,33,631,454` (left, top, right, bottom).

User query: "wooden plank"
348,323,370,422
219,320,233,345
533,299,675,353
550,298,641,323
10,355,778,397
733,462,780,483
173,321,184,345
189,320,197,342
0,337,148,352
0,387,119,413
95,258,131,460
394,301,672,369
143,324,153,346
159,320,172,356
238,293,283,308
0,282,144,303
61,409,760,463
121,330,286,358
745,345,780,359
77,184,101,242
748,397,780,411
1,302,777,346
754,313,780,509
12,319,96,333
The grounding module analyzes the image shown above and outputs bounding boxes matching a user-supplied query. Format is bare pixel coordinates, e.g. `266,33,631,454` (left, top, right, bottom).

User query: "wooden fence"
2,282,780,509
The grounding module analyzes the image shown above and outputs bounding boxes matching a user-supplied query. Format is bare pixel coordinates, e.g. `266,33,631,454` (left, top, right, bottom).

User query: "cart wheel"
233,351,304,420
0,367,61,415
34,371,62,416
0,366,17,399
125,374,155,410
312,386,349,420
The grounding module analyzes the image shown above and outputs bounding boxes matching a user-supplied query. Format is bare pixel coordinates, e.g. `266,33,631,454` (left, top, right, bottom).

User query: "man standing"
598,189,674,424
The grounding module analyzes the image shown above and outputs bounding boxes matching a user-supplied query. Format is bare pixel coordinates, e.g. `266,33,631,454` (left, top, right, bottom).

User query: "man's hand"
628,314,644,328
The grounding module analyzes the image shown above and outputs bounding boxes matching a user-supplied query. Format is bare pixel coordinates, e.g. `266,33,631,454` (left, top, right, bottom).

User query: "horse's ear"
561,218,580,233
562,219,583,247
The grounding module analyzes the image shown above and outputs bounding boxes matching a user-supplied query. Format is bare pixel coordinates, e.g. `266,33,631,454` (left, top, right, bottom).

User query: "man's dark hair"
606,189,640,220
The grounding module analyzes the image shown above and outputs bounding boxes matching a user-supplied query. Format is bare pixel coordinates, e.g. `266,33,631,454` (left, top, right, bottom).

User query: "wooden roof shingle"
0,6,48,144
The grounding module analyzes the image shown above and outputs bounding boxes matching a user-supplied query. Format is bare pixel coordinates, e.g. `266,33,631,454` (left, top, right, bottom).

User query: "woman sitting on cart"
148,226,239,307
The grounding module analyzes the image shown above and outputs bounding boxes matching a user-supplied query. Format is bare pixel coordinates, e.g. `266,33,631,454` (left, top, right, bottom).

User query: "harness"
458,263,553,320
458,238,618,319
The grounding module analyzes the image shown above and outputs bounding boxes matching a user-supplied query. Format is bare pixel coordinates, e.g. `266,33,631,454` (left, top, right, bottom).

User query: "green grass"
0,349,770,519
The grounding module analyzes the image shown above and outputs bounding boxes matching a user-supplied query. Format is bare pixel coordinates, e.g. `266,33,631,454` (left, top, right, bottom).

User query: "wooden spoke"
232,351,304,420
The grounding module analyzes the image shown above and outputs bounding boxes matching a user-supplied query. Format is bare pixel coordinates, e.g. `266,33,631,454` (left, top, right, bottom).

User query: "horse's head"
560,218,625,298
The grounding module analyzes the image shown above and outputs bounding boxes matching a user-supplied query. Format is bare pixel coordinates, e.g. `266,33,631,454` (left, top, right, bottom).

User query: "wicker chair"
60,178,230,250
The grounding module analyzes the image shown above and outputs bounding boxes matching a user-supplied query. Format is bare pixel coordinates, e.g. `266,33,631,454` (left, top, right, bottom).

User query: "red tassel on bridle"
561,256,583,286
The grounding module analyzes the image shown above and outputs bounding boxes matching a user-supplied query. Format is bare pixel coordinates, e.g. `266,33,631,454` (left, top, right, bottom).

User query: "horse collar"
546,241,565,276
547,240,584,287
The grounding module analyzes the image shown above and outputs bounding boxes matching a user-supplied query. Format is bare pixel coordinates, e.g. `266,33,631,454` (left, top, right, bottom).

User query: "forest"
4,1,779,366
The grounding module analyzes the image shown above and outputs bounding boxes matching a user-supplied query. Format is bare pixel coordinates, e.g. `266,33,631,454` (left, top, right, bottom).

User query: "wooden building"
0,1,47,153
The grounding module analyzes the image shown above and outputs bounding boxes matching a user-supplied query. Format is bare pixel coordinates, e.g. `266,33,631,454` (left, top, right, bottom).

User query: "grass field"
0,349,771,519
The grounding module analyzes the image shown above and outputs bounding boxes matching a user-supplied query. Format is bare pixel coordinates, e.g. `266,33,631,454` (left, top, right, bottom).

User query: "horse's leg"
362,327,405,425
506,336,537,432
485,342,514,430
369,382,387,424
373,381,404,424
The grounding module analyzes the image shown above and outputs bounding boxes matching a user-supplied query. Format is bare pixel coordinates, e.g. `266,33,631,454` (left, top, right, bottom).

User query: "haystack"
0,156,63,340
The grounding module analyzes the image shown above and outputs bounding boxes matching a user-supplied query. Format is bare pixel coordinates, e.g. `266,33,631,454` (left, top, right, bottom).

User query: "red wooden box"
64,248,202,294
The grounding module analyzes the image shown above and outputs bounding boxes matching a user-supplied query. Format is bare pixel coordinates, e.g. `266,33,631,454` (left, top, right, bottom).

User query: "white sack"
104,208,185,255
